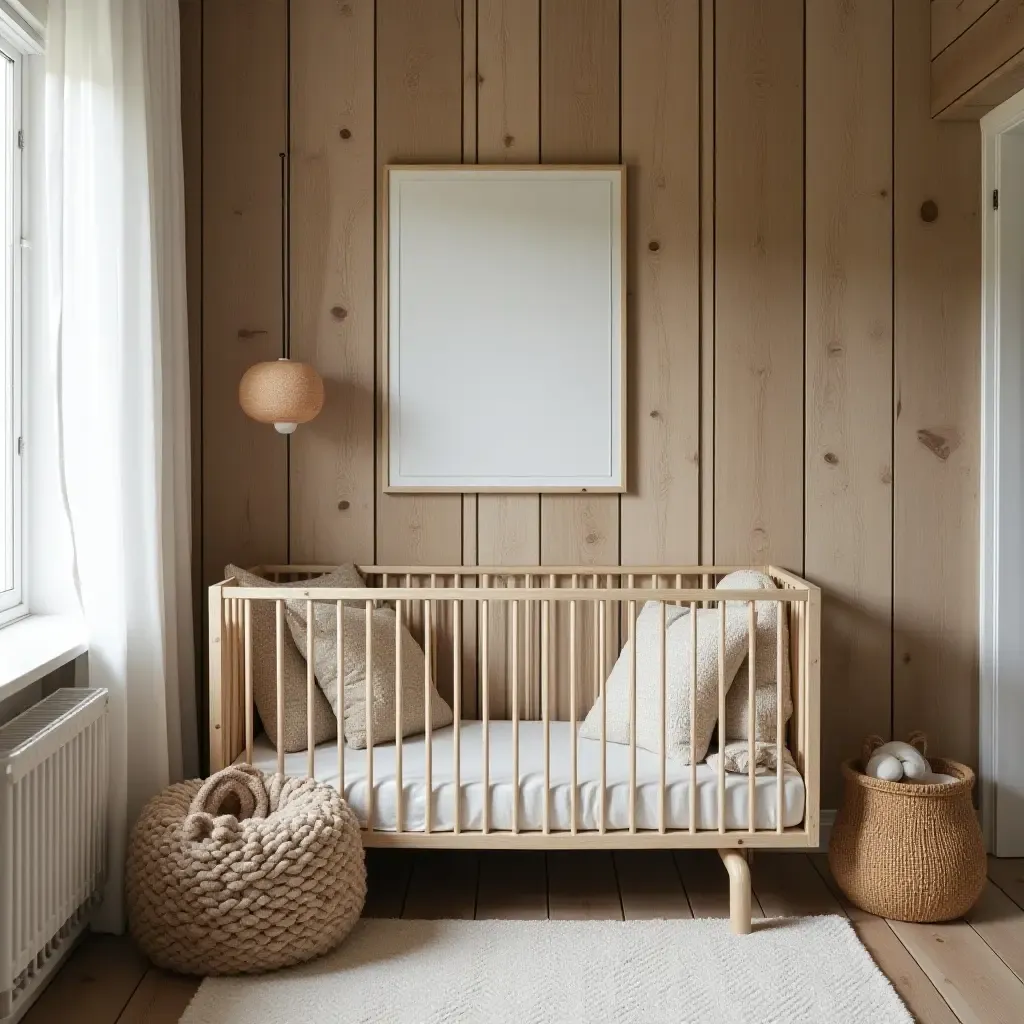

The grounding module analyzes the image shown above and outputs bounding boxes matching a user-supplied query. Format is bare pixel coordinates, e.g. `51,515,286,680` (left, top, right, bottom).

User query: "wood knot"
585,532,599,545
902,652,911,665
879,188,888,198
339,128,352,140
330,306,348,321
880,467,893,485
916,427,961,461
237,328,267,340
337,500,350,511
648,240,660,252
503,134,514,148
920,199,938,223
649,409,660,419
823,452,838,465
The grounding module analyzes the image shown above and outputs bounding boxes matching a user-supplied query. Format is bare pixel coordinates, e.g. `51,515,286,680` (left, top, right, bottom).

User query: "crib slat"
524,574,533,721
511,598,520,834
599,593,607,834
570,577,578,834
628,597,637,834
542,597,550,835
395,600,404,834
777,599,785,833
275,600,285,776
689,600,697,833
337,601,344,798
718,600,726,833
659,598,666,834
307,600,315,779
424,598,433,834
453,590,462,834
748,600,756,833
481,583,490,835
366,600,374,829
244,599,253,765
591,575,600,707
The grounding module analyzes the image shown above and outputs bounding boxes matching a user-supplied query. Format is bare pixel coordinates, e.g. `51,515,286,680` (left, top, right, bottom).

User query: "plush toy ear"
906,731,928,757
861,734,886,765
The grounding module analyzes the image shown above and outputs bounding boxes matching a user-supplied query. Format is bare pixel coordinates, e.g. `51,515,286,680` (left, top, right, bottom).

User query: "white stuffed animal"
863,732,952,784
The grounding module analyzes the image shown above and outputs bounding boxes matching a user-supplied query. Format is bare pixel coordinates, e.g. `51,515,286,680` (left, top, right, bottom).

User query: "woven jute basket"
828,753,985,922
127,765,366,975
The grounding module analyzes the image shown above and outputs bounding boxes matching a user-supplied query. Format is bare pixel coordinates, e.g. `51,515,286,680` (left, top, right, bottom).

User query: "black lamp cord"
279,150,289,361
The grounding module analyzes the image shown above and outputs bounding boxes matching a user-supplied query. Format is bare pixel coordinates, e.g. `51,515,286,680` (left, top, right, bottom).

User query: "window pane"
0,53,13,598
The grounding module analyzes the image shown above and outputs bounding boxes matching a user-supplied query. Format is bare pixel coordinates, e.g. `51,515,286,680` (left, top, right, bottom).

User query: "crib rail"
210,566,820,850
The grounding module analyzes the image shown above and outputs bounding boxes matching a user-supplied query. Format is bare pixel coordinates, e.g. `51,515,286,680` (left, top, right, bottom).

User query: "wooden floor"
21,852,1024,1024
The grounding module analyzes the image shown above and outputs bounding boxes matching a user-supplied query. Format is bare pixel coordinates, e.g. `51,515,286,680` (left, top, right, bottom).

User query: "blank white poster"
385,166,624,492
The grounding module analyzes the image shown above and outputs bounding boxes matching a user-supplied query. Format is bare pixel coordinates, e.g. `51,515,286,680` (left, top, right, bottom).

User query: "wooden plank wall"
182,0,981,803
931,0,1024,119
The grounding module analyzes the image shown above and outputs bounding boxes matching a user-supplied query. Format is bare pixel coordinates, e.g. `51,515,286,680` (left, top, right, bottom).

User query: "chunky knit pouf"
127,765,366,975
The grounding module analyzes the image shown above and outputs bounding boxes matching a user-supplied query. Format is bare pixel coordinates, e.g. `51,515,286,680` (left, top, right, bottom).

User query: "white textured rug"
181,916,911,1024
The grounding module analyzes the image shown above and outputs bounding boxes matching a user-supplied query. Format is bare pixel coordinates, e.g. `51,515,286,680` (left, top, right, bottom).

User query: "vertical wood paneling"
805,0,893,806
180,0,203,760
620,0,700,565
713,0,804,569
290,0,376,565
540,0,620,719
477,0,541,716
894,0,980,767
202,0,288,584
376,0,465,565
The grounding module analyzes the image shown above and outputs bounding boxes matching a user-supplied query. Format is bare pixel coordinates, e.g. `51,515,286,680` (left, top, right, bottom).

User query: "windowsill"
0,614,88,702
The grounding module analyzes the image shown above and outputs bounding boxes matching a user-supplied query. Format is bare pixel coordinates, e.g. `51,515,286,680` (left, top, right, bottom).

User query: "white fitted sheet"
243,721,805,833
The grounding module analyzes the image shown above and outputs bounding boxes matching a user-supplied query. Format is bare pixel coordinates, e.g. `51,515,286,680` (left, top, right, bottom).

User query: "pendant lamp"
239,152,324,434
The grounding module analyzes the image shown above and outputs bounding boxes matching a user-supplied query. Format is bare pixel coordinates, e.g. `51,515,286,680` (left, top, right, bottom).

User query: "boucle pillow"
286,602,453,749
578,600,752,764
716,570,793,744
224,564,364,752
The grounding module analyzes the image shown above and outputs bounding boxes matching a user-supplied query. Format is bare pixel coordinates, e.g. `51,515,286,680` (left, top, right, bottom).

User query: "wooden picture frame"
382,165,626,493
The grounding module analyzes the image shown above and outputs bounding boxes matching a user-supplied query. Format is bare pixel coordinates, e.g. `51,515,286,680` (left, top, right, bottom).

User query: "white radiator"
0,688,108,1021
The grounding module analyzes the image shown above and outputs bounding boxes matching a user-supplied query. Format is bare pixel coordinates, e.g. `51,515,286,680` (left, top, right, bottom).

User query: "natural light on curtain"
44,0,197,929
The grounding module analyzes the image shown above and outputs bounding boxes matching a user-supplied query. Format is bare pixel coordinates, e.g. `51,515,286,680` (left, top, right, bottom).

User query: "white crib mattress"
243,721,805,833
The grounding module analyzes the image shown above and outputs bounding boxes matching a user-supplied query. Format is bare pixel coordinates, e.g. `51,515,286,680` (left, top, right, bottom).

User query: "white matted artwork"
383,165,625,493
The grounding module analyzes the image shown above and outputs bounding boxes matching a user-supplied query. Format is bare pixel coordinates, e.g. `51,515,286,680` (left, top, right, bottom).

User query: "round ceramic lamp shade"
239,358,324,434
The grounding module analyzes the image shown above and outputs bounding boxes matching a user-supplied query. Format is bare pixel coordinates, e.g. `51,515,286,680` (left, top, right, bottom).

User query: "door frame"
981,87,1024,855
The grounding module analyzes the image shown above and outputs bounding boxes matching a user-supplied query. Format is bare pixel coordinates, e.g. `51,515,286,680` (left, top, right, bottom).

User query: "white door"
982,94,1024,856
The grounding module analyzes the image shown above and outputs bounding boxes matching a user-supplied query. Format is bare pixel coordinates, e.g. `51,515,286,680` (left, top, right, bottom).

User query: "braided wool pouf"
127,765,366,975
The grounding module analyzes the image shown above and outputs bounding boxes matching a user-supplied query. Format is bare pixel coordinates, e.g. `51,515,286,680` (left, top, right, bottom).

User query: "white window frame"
0,26,24,627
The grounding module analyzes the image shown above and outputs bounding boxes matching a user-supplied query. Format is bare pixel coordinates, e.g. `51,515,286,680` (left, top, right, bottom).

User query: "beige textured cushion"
286,603,453,749
224,564,364,753
578,600,751,764
717,570,792,744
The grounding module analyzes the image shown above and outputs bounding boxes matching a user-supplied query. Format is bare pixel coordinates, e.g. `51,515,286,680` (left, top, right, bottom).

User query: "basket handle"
861,734,886,764
906,731,928,757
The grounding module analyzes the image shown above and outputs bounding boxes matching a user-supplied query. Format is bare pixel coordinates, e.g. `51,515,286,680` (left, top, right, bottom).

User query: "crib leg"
718,849,752,935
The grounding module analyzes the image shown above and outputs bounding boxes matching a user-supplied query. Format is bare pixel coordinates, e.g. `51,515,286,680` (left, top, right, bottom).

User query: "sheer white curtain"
44,0,198,929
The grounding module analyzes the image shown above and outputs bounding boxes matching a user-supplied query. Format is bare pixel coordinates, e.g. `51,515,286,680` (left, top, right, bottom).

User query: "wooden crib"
209,565,820,933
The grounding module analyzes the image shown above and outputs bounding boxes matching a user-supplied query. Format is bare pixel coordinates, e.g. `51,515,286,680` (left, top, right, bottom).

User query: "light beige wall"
183,0,980,802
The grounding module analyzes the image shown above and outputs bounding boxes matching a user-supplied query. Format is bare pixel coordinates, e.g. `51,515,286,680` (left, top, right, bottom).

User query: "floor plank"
362,849,414,919
888,917,1024,1024
965,880,1024,983
23,935,147,1024
402,851,479,920
115,968,199,1024
811,855,961,1024
613,851,692,920
988,857,1024,910
752,853,844,918
546,851,622,920
674,850,764,920
475,851,548,920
